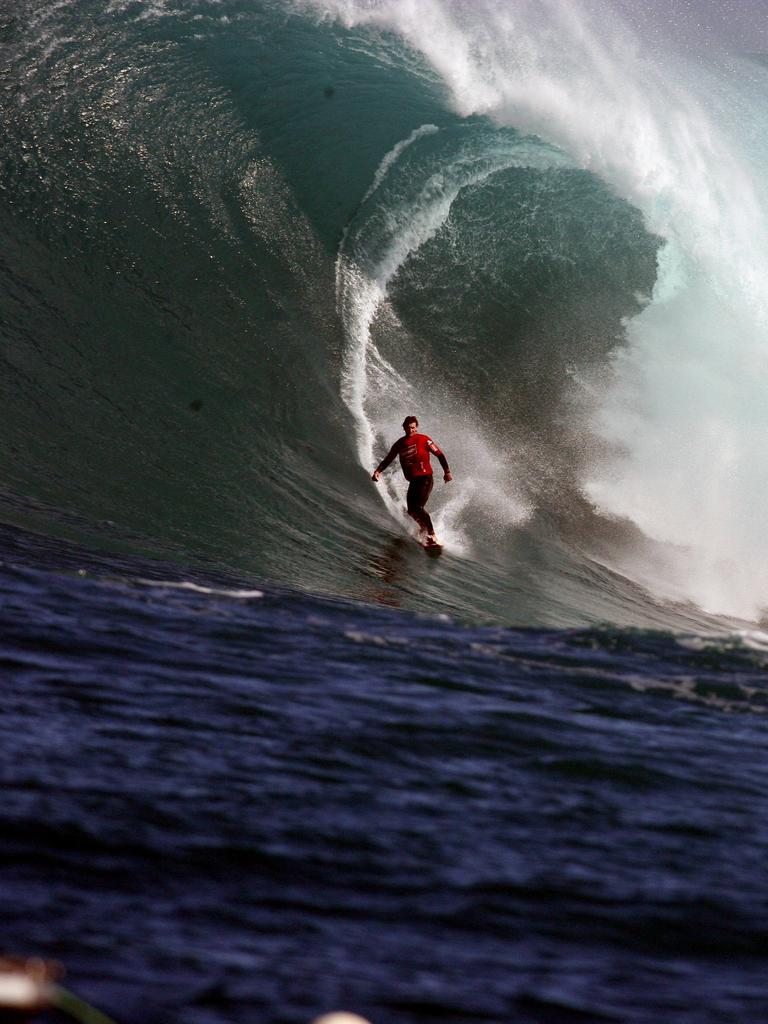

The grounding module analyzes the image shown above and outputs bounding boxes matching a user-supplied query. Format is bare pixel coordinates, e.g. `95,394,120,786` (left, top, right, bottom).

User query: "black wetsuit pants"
406,475,434,535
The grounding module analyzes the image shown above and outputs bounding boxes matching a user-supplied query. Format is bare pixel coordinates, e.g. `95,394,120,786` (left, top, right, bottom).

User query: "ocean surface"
3,1,768,1021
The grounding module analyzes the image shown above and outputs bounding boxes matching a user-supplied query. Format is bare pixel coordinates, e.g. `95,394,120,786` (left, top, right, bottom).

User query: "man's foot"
425,534,439,547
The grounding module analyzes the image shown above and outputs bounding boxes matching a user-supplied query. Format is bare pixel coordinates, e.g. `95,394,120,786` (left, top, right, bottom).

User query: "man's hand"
372,469,381,482
444,471,453,482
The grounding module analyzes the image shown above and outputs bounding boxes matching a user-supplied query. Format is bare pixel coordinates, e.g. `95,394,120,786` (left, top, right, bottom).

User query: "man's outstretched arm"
372,440,401,481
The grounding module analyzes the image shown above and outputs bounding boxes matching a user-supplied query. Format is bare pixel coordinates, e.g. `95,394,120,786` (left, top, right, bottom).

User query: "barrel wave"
3,0,768,628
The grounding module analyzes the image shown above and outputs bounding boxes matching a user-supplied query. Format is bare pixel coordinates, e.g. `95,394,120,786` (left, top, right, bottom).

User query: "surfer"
372,416,452,546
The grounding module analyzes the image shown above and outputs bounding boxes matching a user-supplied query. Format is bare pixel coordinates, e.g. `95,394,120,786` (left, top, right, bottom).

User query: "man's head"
402,416,418,436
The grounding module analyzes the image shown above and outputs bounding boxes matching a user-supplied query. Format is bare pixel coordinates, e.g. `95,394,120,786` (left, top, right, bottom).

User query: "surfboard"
419,539,443,556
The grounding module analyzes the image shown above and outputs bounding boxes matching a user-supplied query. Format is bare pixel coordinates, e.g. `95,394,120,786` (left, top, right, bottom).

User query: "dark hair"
402,415,418,428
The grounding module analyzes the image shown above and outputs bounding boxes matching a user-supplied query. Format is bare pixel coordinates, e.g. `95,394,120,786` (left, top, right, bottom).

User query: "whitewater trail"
336,129,570,551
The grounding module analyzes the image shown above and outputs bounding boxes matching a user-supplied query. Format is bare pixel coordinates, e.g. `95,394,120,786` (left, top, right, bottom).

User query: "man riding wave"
372,416,452,547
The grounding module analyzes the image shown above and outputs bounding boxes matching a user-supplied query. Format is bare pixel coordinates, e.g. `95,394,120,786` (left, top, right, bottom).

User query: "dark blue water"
3,524,768,1023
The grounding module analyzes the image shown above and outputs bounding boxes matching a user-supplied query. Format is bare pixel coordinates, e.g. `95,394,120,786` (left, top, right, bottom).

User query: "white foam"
136,579,264,599
361,123,440,204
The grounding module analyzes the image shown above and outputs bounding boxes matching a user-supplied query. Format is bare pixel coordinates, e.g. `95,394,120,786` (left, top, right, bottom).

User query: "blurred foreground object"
0,959,371,1024
0,958,58,1019
313,1015,373,1024
0,958,116,1023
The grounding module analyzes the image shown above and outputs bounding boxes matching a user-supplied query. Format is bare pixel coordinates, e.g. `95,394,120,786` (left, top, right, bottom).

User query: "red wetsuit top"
376,433,449,482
